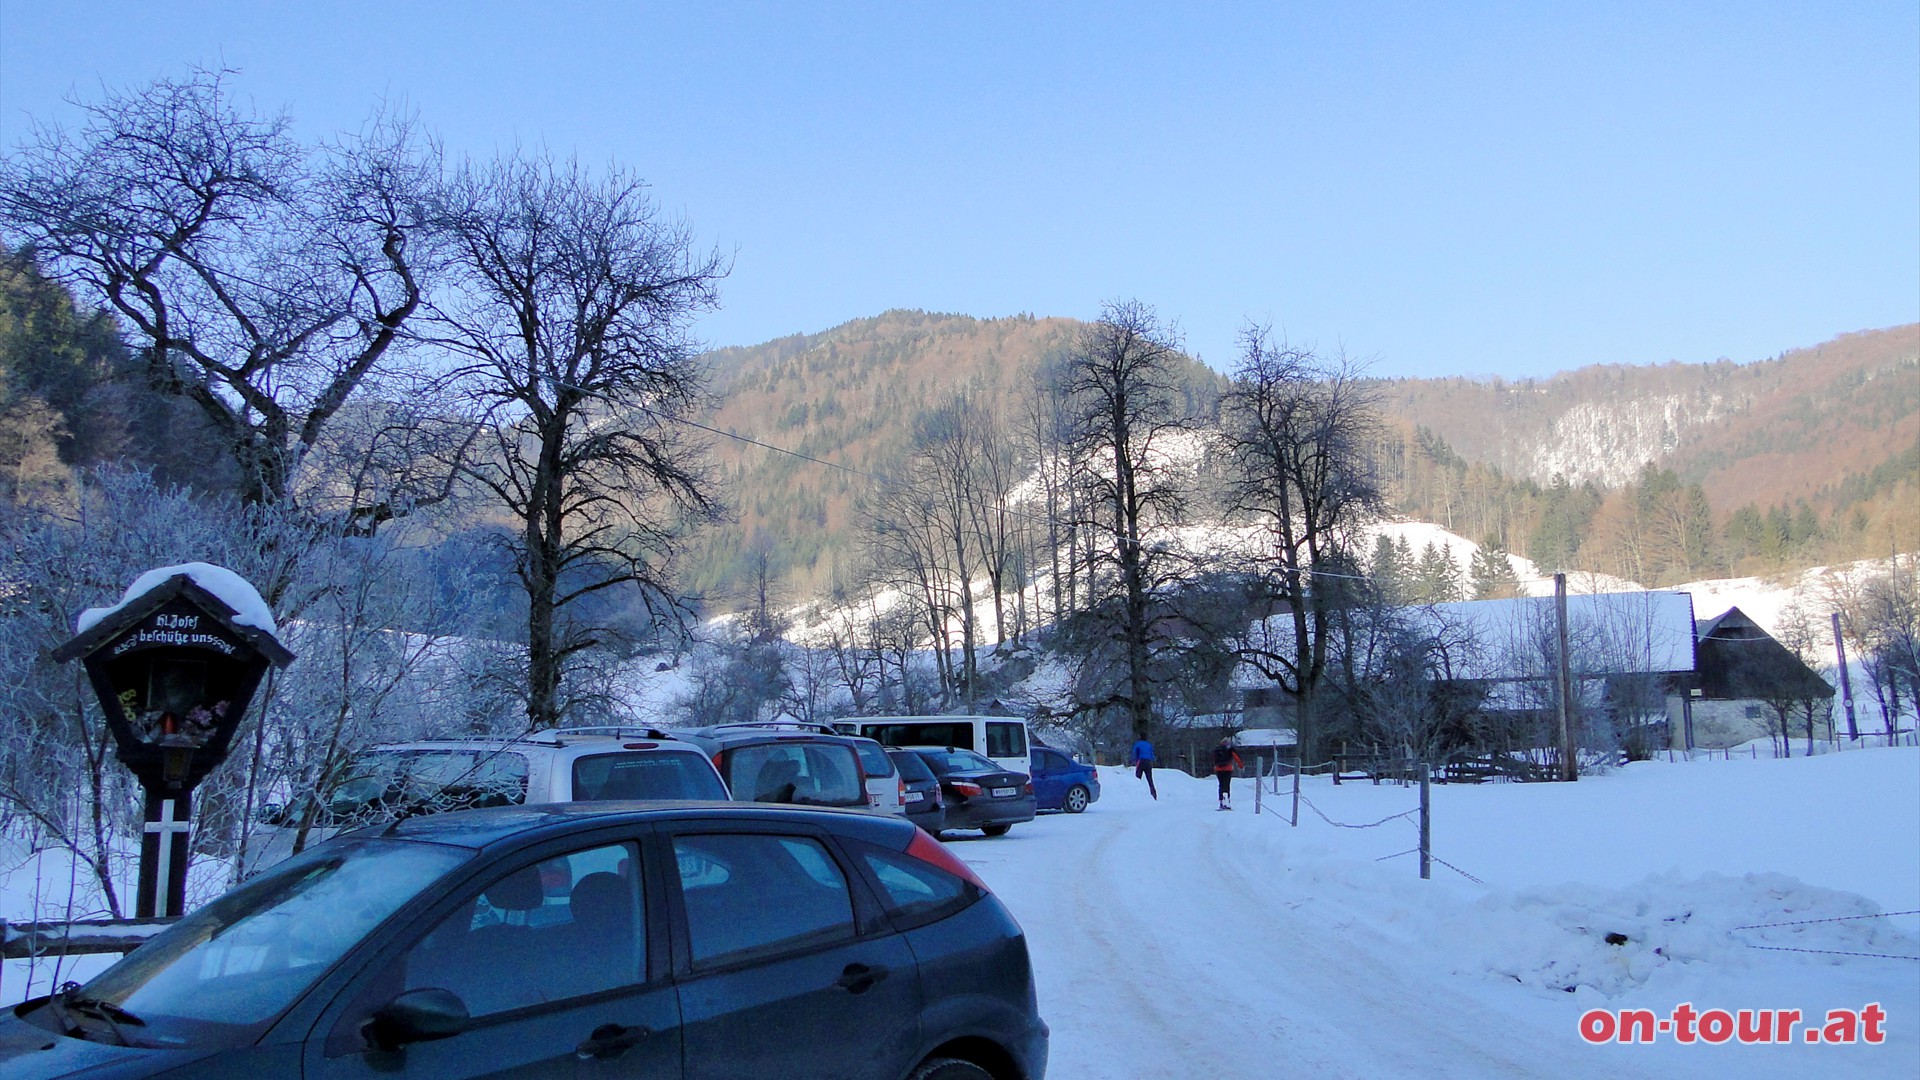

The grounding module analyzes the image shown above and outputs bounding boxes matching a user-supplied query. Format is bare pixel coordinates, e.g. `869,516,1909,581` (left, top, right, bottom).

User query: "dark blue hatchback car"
0,803,1047,1080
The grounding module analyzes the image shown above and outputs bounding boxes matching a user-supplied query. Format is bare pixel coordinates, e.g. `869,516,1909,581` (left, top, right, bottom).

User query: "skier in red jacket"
1212,736,1242,810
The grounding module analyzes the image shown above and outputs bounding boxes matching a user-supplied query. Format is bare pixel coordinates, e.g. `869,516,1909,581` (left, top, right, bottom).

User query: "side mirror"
364,987,470,1050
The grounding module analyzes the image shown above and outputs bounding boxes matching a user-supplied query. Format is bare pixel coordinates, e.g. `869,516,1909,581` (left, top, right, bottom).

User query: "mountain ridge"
685,313,1917,605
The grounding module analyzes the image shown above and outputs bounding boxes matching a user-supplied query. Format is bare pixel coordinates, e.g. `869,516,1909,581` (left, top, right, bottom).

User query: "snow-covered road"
962,758,1919,1080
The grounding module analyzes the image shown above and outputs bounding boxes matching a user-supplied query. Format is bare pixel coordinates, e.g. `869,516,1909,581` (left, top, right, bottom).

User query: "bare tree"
912,394,985,702
0,69,440,519
1835,558,1919,737
424,151,725,729
1217,328,1382,764
1056,300,1197,739
819,570,886,715
866,480,959,701
214,520,490,872
672,625,791,727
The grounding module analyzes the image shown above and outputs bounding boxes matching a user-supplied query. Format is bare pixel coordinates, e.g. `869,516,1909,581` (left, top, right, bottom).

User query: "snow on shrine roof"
76,563,279,639
1412,590,1698,681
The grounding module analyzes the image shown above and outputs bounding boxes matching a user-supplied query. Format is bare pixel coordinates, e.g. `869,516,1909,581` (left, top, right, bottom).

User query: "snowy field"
968,748,1920,1079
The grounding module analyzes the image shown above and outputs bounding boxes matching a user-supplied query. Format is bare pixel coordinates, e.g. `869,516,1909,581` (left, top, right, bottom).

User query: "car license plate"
904,791,923,802
991,786,1017,798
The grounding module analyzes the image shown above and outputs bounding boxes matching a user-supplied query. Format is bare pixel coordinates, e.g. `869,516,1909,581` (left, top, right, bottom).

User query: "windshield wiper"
45,984,145,1046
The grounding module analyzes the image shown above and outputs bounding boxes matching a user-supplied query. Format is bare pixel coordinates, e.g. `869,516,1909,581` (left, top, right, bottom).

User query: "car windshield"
63,838,469,1049
916,749,1000,775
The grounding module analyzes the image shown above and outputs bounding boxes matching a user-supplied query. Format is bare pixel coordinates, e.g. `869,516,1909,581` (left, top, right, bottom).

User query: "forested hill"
681,310,1224,603
685,314,1917,603
1377,323,1918,513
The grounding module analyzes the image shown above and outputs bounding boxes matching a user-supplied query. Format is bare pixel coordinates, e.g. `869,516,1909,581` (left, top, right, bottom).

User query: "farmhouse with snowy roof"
1236,591,1835,760
1688,606,1835,750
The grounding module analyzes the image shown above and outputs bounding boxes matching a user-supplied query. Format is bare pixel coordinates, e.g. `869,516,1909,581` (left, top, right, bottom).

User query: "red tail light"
905,828,988,891
1023,781,1034,795
951,781,983,798
897,777,907,801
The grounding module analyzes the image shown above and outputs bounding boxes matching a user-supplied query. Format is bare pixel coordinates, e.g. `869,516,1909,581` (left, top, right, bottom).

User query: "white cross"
144,799,191,911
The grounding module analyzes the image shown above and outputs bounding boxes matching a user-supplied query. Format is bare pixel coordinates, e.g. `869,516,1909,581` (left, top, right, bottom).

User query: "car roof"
354,800,913,849
362,734,706,757
672,728,862,749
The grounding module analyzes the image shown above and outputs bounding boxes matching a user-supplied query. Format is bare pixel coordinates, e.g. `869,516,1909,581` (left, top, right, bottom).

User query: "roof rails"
550,725,676,742
677,720,841,737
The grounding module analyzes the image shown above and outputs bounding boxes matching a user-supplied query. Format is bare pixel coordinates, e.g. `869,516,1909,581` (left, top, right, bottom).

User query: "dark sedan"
909,748,1037,838
0,802,1047,1080
887,747,946,832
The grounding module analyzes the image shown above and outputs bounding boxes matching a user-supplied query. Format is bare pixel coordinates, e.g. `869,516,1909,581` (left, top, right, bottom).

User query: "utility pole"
1554,572,1578,782
1831,612,1858,740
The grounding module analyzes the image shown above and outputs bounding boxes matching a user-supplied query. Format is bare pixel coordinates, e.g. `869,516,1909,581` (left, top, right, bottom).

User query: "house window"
1744,705,1763,720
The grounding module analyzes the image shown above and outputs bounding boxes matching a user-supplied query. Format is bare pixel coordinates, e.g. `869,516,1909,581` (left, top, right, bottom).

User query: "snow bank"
1446,871,1913,997
75,562,278,638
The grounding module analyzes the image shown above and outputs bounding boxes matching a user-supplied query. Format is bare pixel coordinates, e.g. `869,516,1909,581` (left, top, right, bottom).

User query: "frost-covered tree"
0,69,443,517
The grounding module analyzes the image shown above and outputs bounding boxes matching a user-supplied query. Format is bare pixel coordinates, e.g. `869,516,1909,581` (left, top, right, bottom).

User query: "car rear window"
889,750,935,783
572,752,727,801
915,748,999,775
725,742,865,807
851,740,895,778
330,749,529,821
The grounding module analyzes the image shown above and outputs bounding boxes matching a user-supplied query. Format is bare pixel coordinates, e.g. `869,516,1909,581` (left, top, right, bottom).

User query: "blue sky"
2,2,1915,378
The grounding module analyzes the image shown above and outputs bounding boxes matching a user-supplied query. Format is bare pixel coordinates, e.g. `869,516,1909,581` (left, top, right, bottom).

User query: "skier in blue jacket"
1129,737,1157,800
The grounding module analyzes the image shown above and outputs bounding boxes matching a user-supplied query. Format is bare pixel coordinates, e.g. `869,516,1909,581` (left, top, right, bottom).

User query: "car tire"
981,823,1012,837
908,1056,994,1080
1064,784,1091,814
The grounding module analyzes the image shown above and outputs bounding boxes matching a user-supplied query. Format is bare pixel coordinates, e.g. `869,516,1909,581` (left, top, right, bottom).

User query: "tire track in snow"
982,774,1665,1080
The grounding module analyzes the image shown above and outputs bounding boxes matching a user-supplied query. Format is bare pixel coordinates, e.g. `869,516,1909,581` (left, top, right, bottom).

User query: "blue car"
1028,747,1100,813
0,803,1049,1080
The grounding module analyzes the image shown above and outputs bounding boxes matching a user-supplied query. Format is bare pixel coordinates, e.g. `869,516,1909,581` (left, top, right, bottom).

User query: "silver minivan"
256,728,729,862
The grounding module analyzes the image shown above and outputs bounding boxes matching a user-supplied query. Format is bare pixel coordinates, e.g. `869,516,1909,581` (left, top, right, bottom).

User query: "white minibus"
833,715,1032,776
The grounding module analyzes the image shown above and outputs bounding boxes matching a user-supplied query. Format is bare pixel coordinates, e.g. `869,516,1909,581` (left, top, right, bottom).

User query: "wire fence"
1730,909,1920,962
1252,758,1488,885
1251,761,1914,956
1652,729,1918,764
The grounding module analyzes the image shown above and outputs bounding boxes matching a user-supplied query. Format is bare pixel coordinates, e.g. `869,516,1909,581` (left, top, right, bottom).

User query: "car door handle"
576,1023,648,1060
835,963,889,994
